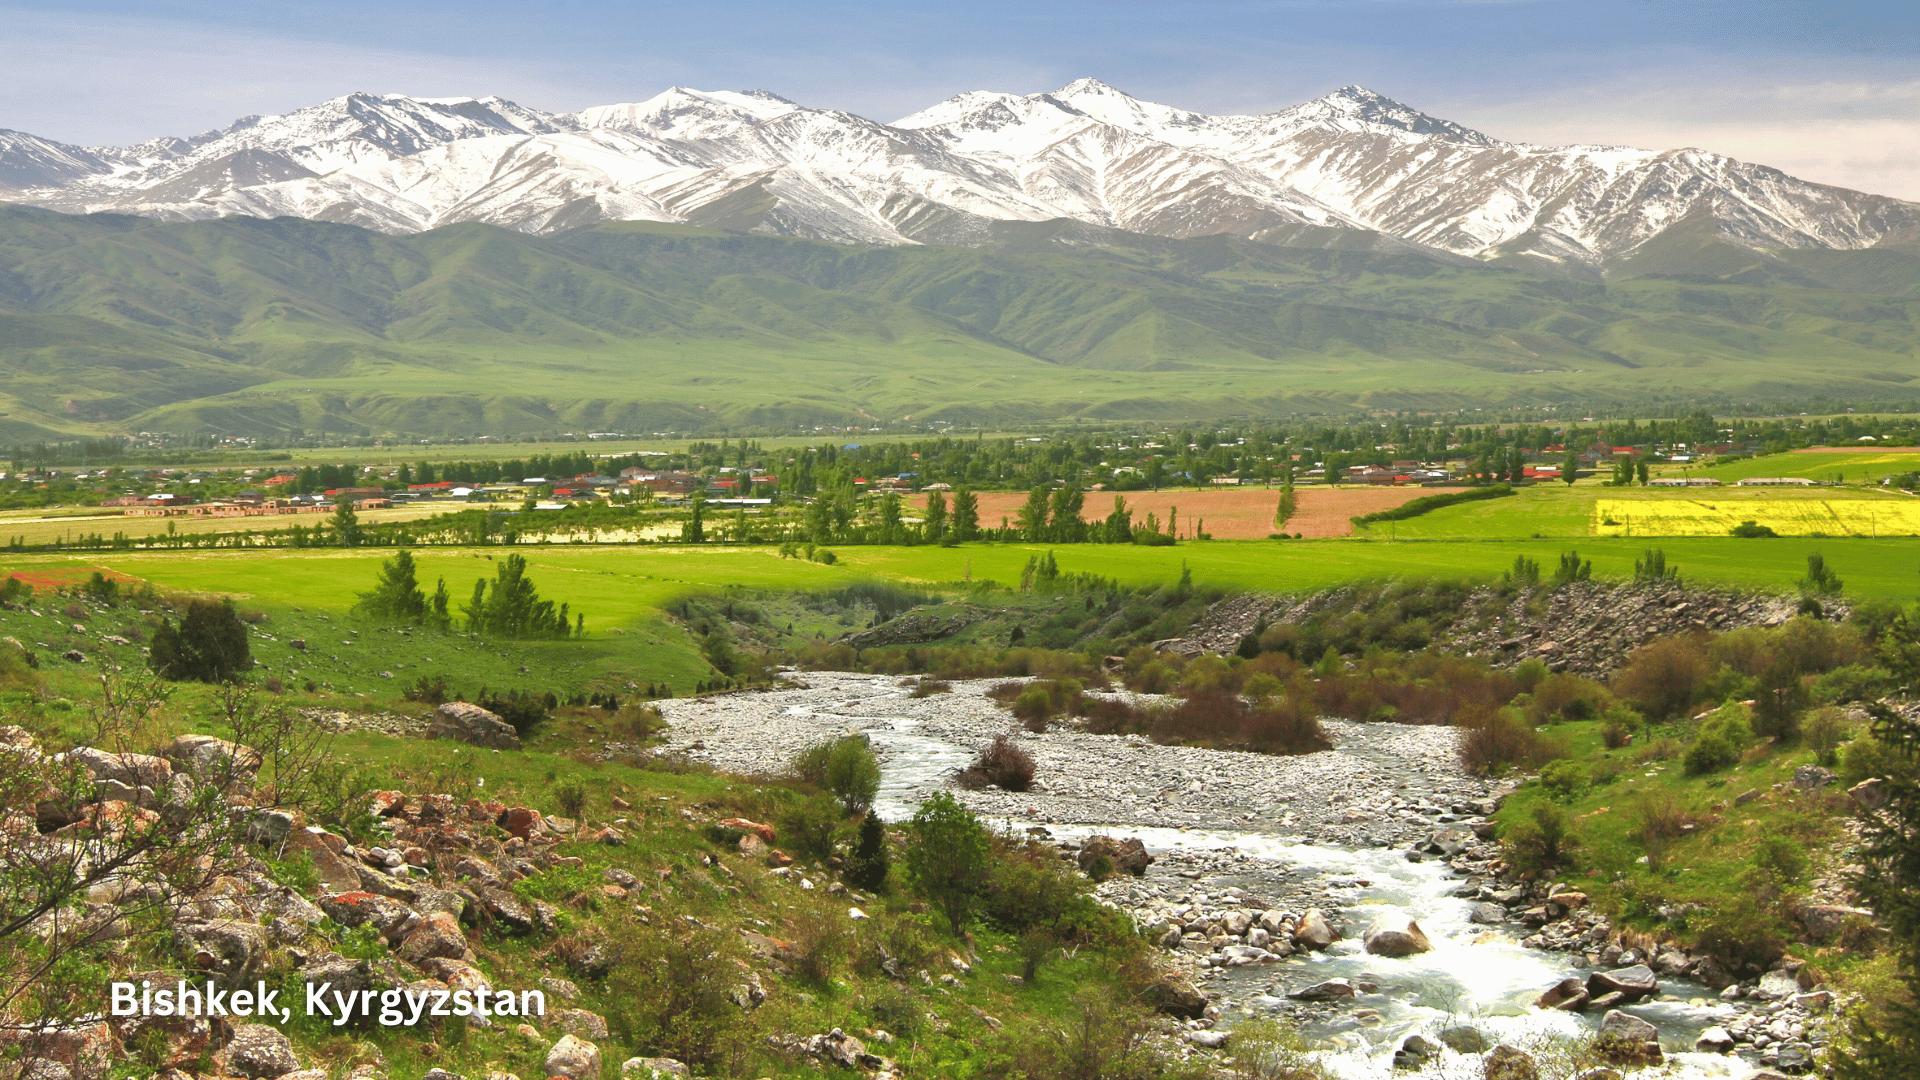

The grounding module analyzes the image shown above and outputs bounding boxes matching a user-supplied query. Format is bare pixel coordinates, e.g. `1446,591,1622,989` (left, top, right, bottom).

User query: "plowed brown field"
924,486,1461,539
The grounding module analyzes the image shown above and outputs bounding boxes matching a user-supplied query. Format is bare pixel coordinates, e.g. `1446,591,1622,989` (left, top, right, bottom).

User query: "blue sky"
6,0,1919,197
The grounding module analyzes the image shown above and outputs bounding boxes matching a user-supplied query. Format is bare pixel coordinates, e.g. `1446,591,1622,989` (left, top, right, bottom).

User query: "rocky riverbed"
655,673,1817,1078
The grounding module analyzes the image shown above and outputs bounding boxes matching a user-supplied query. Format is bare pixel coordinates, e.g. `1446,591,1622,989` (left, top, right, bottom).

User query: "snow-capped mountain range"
3,79,1913,268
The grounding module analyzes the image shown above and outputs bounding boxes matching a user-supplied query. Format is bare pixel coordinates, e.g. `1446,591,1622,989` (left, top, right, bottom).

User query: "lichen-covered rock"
224,1024,299,1079
1482,1044,1539,1080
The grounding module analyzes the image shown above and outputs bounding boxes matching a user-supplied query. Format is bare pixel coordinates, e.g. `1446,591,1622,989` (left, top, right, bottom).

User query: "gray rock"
1533,978,1588,1012
557,1010,609,1041
1393,1034,1438,1070
67,747,172,787
1586,964,1657,1002
1792,765,1835,790
163,734,263,782
429,702,521,751
1753,970,1802,1001
1595,1010,1663,1065
1142,976,1208,1018
1848,778,1889,809
1187,1030,1228,1048
1470,901,1506,925
1695,1026,1735,1053
1287,978,1355,1002
618,1061,688,1080
225,1024,299,1079
544,1035,602,1080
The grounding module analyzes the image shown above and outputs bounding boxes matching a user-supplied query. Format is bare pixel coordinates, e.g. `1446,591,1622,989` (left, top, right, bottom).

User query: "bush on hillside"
844,812,891,892
1613,634,1713,718
1684,703,1753,775
149,598,252,683
1458,708,1559,775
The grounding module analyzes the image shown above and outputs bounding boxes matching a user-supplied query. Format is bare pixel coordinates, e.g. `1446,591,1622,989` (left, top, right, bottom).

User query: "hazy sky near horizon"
5,0,1919,198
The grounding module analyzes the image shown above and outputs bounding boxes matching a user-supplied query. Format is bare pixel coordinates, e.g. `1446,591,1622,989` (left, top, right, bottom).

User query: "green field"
7,528,1917,616
1691,449,1920,482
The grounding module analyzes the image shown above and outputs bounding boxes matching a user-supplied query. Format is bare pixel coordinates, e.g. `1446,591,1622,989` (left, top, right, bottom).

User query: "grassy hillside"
5,207,1920,436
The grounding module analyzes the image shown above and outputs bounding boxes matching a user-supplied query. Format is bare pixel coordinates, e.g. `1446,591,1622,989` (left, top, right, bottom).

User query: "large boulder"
175,919,268,987
1141,976,1209,1018
1798,903,1874,944
1291,909,1339,950
223,1025,299,1079
544,1035,602,1080
1695,1026,1735,1053
1362,917,1432,957
1533,978,1589,1012
1594,1010,1662,1065
397,910,470,965
429,702,521,750
162,735,262,783
1286,978,1355,1002
1076,835,1153,877
66,747,171,787
317,892,418,943
1586,964,1657,1002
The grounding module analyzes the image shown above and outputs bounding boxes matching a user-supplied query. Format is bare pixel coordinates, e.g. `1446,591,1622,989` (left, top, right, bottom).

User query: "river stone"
1692,955,1735,990
1393,1034,1438,1070
1221,910,1253,936
1292,909,1339,950
1586,964,1657,1002
1076,835,1152,877
1187,1030,1228,1049
1736,1071,1794,1080
1362,917,1432,957
1570,1071,1622,1080
1753,971,1802,1001
1695,1026,1735,1053
1482,1044,1539,1080
1533,978,1588,1012
1595,1010,1662,1065
1142,976,1208,1018
1428,827,1473,856
1584,991,1626,1011
1470,901,1506,925
1438,1027,1487,1054
1287,978,1355,1002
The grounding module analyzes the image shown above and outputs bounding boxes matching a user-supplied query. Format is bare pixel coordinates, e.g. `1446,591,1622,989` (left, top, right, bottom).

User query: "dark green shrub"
1804,707,1853,767
149,599,252,683
1538,759,1588,801
776,795,842,862
824,736,881,813
844,812,890,892
602,926,745,1067
475,689,554,734
905,793,990,934
1684,704,1752,775
1504,801,1576,872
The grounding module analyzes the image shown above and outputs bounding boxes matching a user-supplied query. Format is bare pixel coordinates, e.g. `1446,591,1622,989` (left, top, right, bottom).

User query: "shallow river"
729,681,1758,1078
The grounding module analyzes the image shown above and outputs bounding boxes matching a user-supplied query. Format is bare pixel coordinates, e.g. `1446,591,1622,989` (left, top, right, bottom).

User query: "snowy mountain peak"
5,79,1912,267
1281,85,1497,145
578,87,801,140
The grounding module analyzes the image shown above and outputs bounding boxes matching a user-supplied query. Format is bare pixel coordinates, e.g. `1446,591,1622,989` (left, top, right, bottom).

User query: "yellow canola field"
1594,496,1920,537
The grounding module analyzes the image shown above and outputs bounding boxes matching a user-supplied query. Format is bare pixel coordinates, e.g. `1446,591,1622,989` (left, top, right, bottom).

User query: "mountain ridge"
5,81,1915,272
1,206,1918,439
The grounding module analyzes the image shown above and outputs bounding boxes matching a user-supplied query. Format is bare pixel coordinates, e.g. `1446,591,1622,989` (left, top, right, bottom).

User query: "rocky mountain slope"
5,81,1916,270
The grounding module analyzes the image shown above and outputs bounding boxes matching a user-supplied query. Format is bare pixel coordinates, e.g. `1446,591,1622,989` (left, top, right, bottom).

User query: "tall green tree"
1103,494,1133,544
1048,485,1085,543
681,493,706,543
463,554,575,639
952,487,980,541
357,550,428,622
879,491,905,543
923,488,948,542
1016,487,1051,541
331,497,361,547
